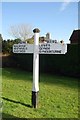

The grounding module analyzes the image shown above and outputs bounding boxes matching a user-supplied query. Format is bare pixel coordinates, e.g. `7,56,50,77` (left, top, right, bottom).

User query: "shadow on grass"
2,97,32,108
2,68,78,89
2,113,20,119
2,68,32,81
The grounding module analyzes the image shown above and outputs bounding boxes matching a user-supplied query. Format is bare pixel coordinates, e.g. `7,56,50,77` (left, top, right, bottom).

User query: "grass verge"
2,68,78,118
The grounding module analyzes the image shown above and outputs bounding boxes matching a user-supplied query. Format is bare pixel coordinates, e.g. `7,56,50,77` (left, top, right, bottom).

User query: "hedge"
6,44,80,77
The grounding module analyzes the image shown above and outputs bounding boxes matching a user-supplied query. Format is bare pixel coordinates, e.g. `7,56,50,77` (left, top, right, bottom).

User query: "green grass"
2,68,79,118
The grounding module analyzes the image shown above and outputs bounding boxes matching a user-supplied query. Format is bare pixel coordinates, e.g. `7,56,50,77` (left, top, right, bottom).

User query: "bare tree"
9,24,33,41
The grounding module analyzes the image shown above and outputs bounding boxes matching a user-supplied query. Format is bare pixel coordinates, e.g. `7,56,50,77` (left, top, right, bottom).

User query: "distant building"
45,32,58,43
26,32,59,44
39,36,46,43
69,29,80,44
46,32,51,40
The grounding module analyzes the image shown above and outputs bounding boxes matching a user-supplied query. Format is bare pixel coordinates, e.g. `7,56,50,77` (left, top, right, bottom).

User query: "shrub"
5,44,80,77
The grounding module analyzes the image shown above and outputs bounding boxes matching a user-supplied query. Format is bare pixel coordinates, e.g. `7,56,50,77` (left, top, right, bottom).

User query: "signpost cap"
33,28,40,33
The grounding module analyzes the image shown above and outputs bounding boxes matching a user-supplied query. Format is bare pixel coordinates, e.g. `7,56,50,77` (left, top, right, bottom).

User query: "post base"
32,91,38,108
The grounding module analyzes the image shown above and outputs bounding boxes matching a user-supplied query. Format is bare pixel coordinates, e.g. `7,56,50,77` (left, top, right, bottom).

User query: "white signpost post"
13,28,67,108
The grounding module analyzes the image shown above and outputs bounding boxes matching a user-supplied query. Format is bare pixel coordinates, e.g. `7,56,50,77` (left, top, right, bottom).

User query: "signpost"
13,43,67,54
13,28,67,108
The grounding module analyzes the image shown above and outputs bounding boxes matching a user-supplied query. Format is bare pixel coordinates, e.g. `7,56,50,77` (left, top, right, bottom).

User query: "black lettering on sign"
14,50,18,52
39,44,50,52
39,47,42,50
55,50,61,53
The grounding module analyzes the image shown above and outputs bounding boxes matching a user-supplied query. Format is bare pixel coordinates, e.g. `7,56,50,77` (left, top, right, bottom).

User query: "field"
2,68,79,118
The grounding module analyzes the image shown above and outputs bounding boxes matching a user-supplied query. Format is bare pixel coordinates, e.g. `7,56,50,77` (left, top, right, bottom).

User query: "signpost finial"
33,28,40,33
